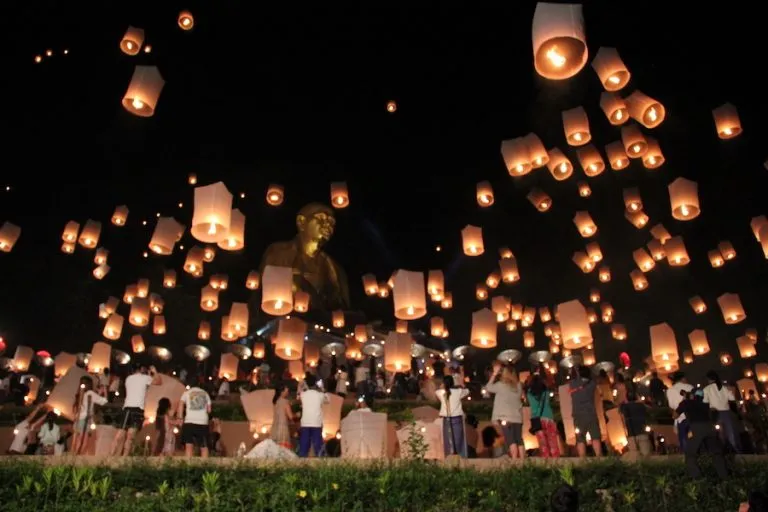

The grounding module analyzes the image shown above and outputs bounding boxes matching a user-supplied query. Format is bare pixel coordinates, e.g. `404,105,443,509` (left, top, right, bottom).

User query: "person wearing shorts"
110,365,162,456
485,362,525,458
569,366,603,458
178,379,212,457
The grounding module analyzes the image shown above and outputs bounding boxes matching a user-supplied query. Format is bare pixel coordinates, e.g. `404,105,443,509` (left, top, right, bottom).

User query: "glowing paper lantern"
354,324,368,343
120,26,144,55
136,278,150,298
642,137,665,169
605,141,629,170
149,217,184,255
709,249,725,268
93,263,110,280
737,336,756,359
524,331,536,349
650,224,671,244
461,225,484,255
589,289,600,303
0,222,20,252
625,91,665,128
229,302,249,335
470,308,497,348
331,310,345,329
12,346,34,372
531,2,587,80
384,331,412,372
668,178,700,221
630,269,648,291
219,353,239,381
665,236,690,266
123,285,136,304
220,316,236,341
600,303,614,323
393,270,427,320
751,216,768,242
486,271,501,289
718,241,737,261
178,10,194,30
611,324,627,341
689,296,707,314
623,187,643,212
578,181,591,197
122,65,165,117
573,211,597,237
440,292,452,309
557,300,592,350
294,291,310,312
599,92,628,126
360,273,378,296
598,266,611,283
476,181,494,207
111,205,128,226
252,342,265,359
585,242,602,262
395,320,408,333
621,124,647,158
591,47,630,91
650,323,679,365
246,270,260,290
755,363,768,383
129,297,150,327
62,221,80,242
160,269,175,289
625,210,649,229
94,248,108,265
499,247,514,259
574,144,604,177
499,258,520,283
501,137,532,176
218,209,245,251
103,313,124,341
546,148,574,180
717,293,746,324
191,182,233,243
427,270,445,297
647,239,665,261
527,188,552,212
377,284,390,298
523,133,549,168
475,284,488,300
78,220,101,248
562,107,591,146
683,351,694,364
330,182,350,208
261,265,293,315
197,321,210,340
572,251,595,273
149,293,164,314
712,103,742,139
745,328,758,342
491,296,510,322
633,248,655,272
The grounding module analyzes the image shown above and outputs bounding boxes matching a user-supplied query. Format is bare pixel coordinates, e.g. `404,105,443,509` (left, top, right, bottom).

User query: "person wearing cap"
666,371,693,450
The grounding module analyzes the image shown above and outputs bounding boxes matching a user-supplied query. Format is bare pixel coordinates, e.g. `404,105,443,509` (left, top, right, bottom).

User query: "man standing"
676,390,728,478
298,374,329,457
666,371,694,451
110,364,162,456
177,377,212,458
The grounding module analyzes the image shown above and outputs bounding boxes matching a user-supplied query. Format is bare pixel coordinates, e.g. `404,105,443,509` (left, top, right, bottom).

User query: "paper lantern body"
476,181,494,207
668,178,700,221
103,314,124,340
78,220,101,248
546,147,573,180
625,90,665,128
557,300,592,349
717,293,746,324
54,352,76,378
129,297,150,326
112,205,129,226
275,318,306,360
261,265,294,315
131,334,145,353
384,331,412,372
712,103,742,139
643,137,665,169
293,291,310,313
647,239,665,261
427,270,445,296
573,211,597,237
461,225,484,255
93,263,110,280
341,410,388,459
527,188,552,212
197,321,211,340
87,342,112,374
532,2,587,80
599,92,628,126
591,47,630,91
630,269,649,290
755,363,768,383
650,323,679,365
605,141,629,170
178,10,194,30
633,248,655,272
689,329,710,356
120,26,144,55
562,106,591,146
150,217,184,255
523,132,549,168
737,336,756,359
218,209,245,251
499,257,520,282
47,367,92,420
153,315,166,335
650,224,672,244
689,296,707,314
501,137,532,176
576,144,605,177
12,346,34,372
191,182,233,243
665,236,690,266
183,247,205,276
122,65,165,117
393,270,426,320
621,124,647,158
266,184,284,206
219,353,239,380
62,221,80,242
330,182,350,208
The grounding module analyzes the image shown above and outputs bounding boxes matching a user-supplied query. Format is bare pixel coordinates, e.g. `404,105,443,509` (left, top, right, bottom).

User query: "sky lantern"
625,210,649,229
546,148,574,180
103,296,120,317
623,187,643,212
220,316,236,341
153,315,166,335
197,321,210,340
200,285,219,312
650,322,679,366
531,2,587,80
78,220,101,248
625,90,665,128
562,106,591,146
718,241,737,261
527,188,552,212
647,240,665,261
93,263,110,280
585,307,597,324
129,297,150,327
668,178,700,221
427,269,445,297
755,363,768,383
430,317,445,337
123,284,137,304
332,310,345,328
0,222,20,252
591,47,630,91
737,336,756,359
598,265,611,282
499,247,514,259
304,345,321,367
719,352,733,367
573,211,597,237
440,292,453,309
665,236,690,266
745,328,758,342
62,221,79,242
642,137,665,169
491,296,510,322
354,324,368,343
501,137,532,176
136,278,150,298
183,246,205,276
377,283,390,298
470,308,497,348
229,302,249,335
122,65,165,117
475,284,488,300
712,103,742,139
274,318,306,360
293,290,310,312
87,342,110,375
717,293,746,324
689,296,707,314
599,92,628,125
330,182,350,208
589,288,600,303
630,269,648,291
202,246,216,262
577,181,591,197
11,346,33,373
120,26,144,55
508,304,521,321
149,217,184,255
708,249,725,268
557,299,592,350
611,324,627,341
485,271,500,289
506,319,518,332
112,206,128,226
522,306,536,325
576,144,605,177
633,248,655,272
601,302,614,322
605,141,629,170
218,209,245,251
621,124,647,158
246,270,260,290
384,332,412,372
94,248,108,265
523,331,536,349
683,351,694,364
149,293,164,314
103,313,124,340
191,182,233,243
362,274,379,296
178,10,194,30
539,307,552,323
650,224,672,244
393,270,427,320
499,257,520,283
522,133,549,168
572,251,595,273
266,184,284,206
462,225,484,255
750,215,768,241
261,265,294,315
476,181,494,207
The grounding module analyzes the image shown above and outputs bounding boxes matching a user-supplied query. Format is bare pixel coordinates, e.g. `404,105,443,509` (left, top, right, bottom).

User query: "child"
154,397,177,456
38,412,61,455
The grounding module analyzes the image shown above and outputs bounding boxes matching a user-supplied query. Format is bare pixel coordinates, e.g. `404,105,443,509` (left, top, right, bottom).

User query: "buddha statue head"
296,203,336,251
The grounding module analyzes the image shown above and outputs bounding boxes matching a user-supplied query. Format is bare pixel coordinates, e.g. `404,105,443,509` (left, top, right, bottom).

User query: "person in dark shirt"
676,390,728,478
569,366,602,458
648,372,667,407
620,390,651,455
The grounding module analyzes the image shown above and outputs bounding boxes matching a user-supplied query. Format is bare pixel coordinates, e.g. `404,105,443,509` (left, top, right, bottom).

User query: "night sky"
1,2,766,382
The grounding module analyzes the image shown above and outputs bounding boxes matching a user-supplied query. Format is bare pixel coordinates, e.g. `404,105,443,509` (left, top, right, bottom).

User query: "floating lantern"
332,310,345,328
562,107,591,146
689,296,707,314
598,266,611,282
611,324,627,341
630,269,648,291
718,241,737,261
523,331,536,349
103,313,124,340
546,147,574,180
430,317,445,337
599,92,628,126
202,246,216,263
623,187,643,212
586,307,597,324
476,284,488,300
665,236,690,266
486,271,501,289
229,302,249,334
539,307,552,323
642,137,665,169
198,321,210,340
476,181,494,207
625,210,649,229
576,144,605,177
523,132,549,168
360,273,378,296
572,251,595,273
625,91,665,128
94,248,108,265
122,65,165,117
78,220,101,248
123,284,137,304
522,307,536,325
511,304,523,321
178,10,194,30
220,316,236,341
557,300,592,350
250,342,265,359
266,184,284,206
353,324,369,343
218,209,245,251
582,348,596,366
183,246,205,276
219,353,239,381
120,26,144,55
440,292,453,309
153,315,166,335
719,352,733,366
12,346,33,372
150,217,184,255
573,211,597,237
578,181,591,197
737,336,756,359
499,247,514,259
330,182,350,208
427,270,445,297
650,224,672,244
531,2,587,80
492,296,510,322
293,290,310,312
601,303,614,322
683,351,694,364
0,222,20,252
621,124,647,158
633,248,655,272
261,265,293,315
461,225,484,255
650,323,679,365
745,328,758,342
717,293,746,324
149,293,164,314
395,320,408,333
377,283,390,298
129,297,150,327
755,363,768,383
712,103,742,139
191,181,233,243
87,342,112,374
604,141,629,171
591,47,630,91
93,263,110,280
589,289,600,303
647,239,665,261
62,221,80,242
393,270,427,320
527,188,552,212
709,249,725,268
585,242,602,262
384,332,412,372
506,319,518,332
750,216,768,242
470,308,497,348
501,137,532,176
499,258,520,283
668,178,700,221
200,285,219,312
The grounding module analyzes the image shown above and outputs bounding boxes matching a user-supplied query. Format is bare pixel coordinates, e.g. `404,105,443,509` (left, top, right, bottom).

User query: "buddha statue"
260,202,350,311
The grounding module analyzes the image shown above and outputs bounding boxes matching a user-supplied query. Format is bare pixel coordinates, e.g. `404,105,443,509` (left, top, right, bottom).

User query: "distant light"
240,192,246,199
178,202,183,208
45,49,53,57
5,186,10,191
34,55,42,64
143,251,149,258
63,49,69,55
435,245,441,252
144,45,152,54
156,212,161,217
142,220,147,226
179,245,184,250
386,100,397,113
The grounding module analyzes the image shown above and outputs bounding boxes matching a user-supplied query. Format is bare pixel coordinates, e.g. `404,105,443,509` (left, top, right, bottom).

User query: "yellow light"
34,55,42,63
723,127,732,136
608,75,620,84
144,45,152,54
546,46,566,67
126,41,133,50
647,107,657,122
615,110,623,121
131,98,144,109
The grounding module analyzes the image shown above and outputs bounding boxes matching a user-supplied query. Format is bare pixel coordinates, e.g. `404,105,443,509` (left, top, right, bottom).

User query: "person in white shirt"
486,363,525,459
110,364,162,456
177,381,212,457
336,365,349,397
8,403,47,455
72,377,108,455
38,412,61,455
435,374,470,458
217,377,230,398
354,363,370,397
666,371,694,451
703,370,741,453
298,374,329,457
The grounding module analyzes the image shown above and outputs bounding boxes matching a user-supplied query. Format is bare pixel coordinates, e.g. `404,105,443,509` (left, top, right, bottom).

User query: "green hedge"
1,459,765,511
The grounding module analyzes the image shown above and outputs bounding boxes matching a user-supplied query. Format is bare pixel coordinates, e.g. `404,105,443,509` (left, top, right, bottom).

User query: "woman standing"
435,374,470,458
527,374,560,458
271,384,296,449
486,362,525,458
153,397,176,456
703,370,741,453
72,378,108,455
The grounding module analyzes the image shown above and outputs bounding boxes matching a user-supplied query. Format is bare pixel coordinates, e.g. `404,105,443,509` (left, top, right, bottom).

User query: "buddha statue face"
296,203,336,246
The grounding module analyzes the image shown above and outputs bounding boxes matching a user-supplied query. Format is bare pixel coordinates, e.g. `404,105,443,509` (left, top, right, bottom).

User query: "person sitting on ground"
479,426,506,458
8,403,47,455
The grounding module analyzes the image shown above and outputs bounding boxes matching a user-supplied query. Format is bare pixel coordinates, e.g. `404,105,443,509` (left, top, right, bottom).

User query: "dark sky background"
0,2,766,383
